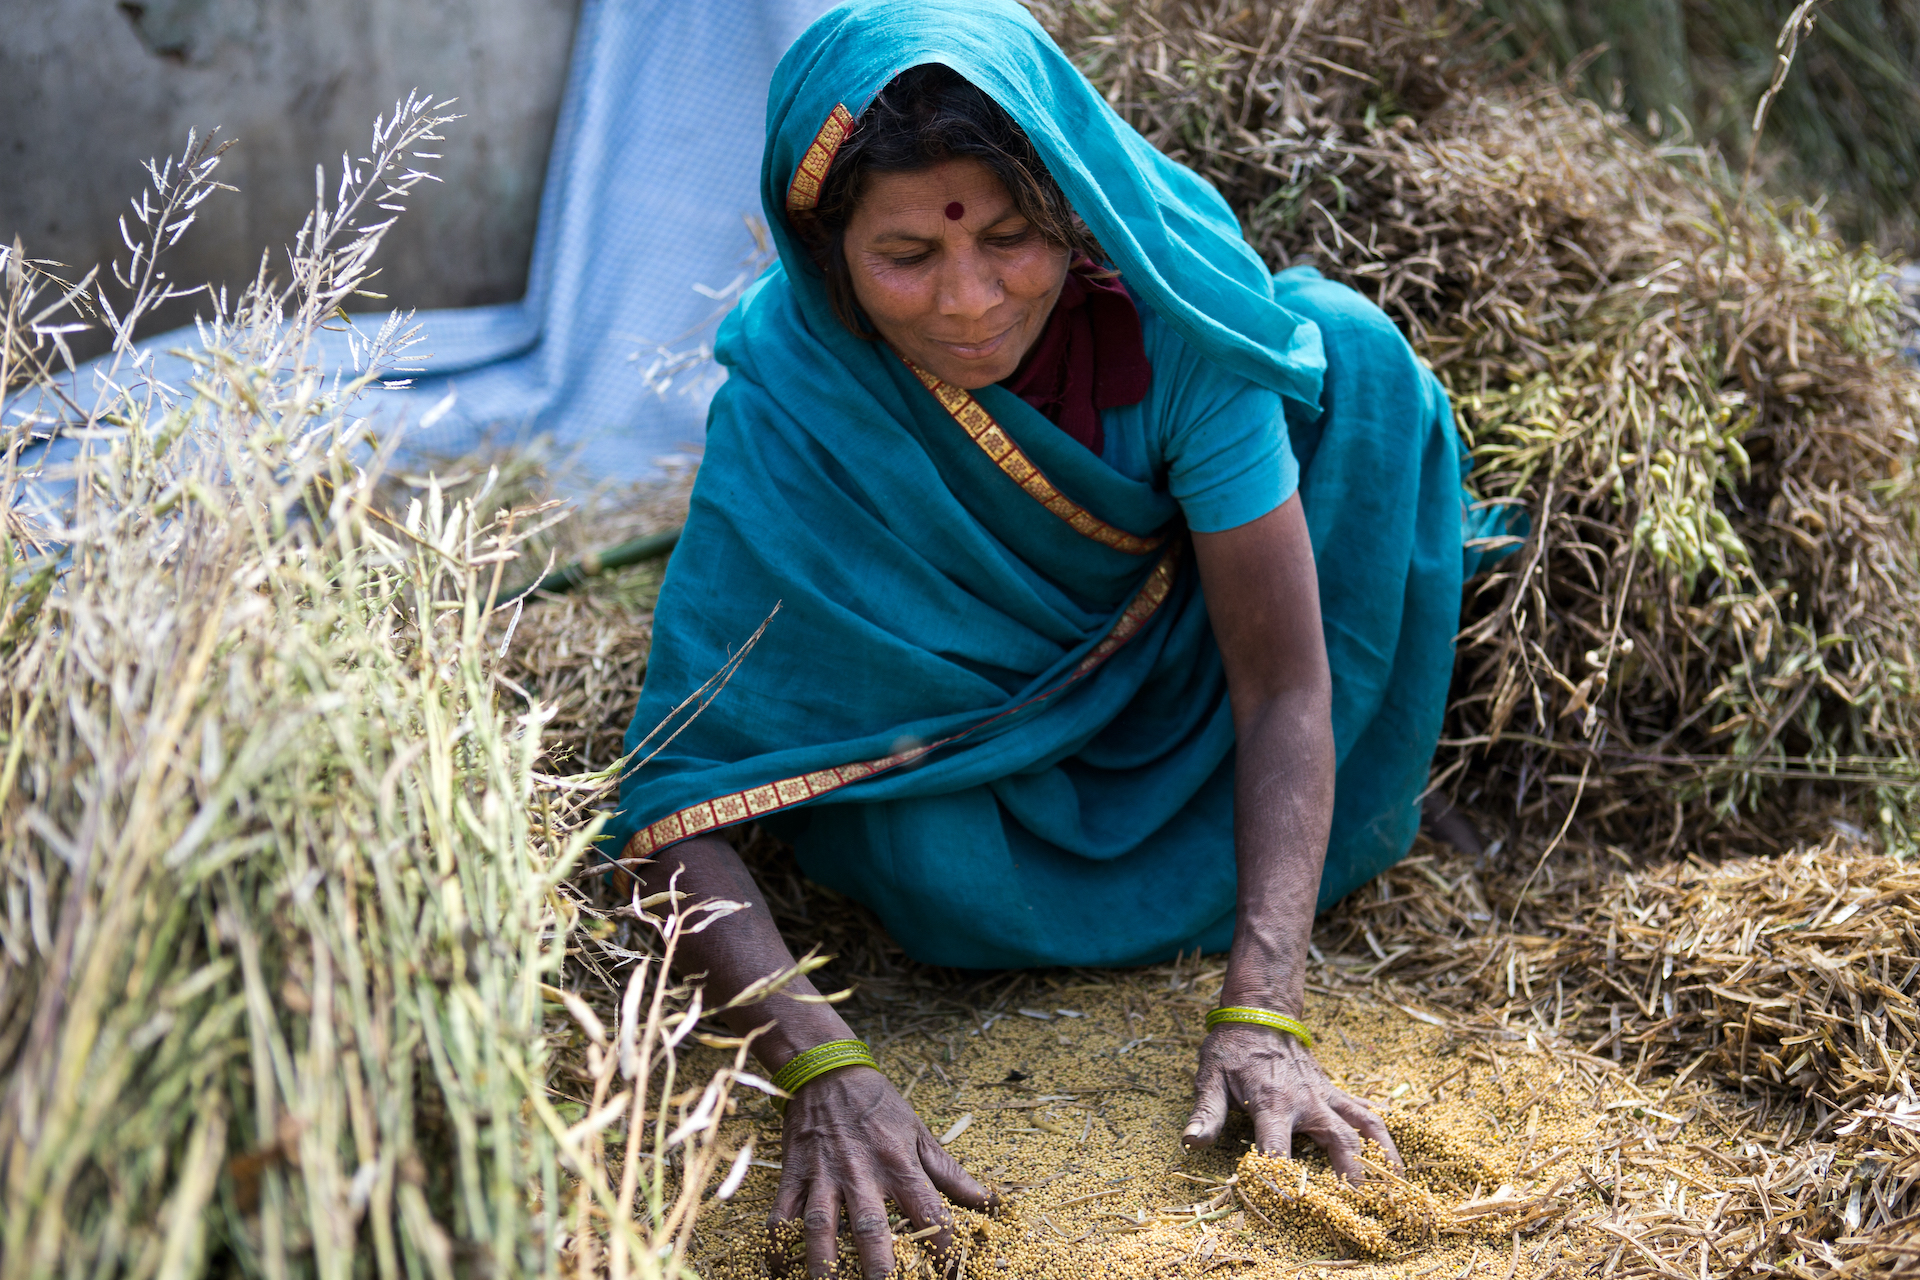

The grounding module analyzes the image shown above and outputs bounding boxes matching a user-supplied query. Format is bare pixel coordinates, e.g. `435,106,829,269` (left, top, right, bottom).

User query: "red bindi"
944,201,965,221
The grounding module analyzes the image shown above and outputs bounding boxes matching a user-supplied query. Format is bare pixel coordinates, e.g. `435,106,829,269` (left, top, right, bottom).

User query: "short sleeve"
1164,379,1298,533
1101,302,1299,533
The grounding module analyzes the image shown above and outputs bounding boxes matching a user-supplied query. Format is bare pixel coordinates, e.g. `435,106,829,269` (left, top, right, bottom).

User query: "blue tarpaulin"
9,0,835,486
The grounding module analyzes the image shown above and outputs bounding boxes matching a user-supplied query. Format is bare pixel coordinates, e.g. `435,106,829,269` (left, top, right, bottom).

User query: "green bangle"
770,1039,879,1114
1205,1006,1314,1049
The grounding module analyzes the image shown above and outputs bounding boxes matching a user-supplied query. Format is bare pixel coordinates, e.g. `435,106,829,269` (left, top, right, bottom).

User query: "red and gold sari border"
1078,549,1175,673
628,748,929,856
902,359,1165,556
624,544,1184,859
786,104,855,214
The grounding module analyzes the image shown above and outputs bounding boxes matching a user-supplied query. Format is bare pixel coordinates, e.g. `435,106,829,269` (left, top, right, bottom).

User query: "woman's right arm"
632,834,994,1277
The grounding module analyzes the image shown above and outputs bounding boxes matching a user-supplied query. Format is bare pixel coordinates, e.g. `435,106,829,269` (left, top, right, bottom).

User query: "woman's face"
842,158,1071,389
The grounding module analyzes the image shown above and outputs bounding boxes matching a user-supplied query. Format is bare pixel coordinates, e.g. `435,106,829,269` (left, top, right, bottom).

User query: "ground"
543,815,1910,1278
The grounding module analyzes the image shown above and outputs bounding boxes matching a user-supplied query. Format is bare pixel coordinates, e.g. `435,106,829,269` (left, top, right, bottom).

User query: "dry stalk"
1030,0,1920,856
0,102,751,1280
1741,0,1831,196
1313,834,1920,1273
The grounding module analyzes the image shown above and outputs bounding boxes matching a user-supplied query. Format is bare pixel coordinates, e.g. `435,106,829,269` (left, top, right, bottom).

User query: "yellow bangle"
1205,1006,1314,1049
770,1039,879,1114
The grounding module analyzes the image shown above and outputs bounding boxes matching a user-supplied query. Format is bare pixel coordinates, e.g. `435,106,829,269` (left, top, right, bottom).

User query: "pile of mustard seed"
680,971,1732,1279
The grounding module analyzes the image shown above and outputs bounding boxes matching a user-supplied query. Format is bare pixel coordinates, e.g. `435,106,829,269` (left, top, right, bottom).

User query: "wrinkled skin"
628,165,1397,1277
1176,497,1404,1184
843,158,1070,389
1183,1025,1400,1180
766,1067,994,1277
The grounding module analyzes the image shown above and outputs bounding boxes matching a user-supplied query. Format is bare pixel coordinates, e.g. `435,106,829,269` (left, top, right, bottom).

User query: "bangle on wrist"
770,1038,878,1114
1205,1006,1314,1049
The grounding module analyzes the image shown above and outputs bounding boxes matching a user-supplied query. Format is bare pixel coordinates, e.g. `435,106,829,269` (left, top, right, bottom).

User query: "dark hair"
794,63,1104,337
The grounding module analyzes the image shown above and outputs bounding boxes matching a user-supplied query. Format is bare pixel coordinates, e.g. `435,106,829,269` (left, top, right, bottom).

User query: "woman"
603,2,1479,1273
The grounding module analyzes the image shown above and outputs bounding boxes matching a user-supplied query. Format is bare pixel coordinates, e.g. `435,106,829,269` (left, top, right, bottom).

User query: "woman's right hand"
768,1065,996,1277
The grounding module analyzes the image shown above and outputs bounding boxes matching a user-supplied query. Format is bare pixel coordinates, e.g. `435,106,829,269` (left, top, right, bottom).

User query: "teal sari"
603,0,1478,968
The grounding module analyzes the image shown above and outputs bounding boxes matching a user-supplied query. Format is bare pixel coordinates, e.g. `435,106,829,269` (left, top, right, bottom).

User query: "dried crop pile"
1337,835,1920,1265
1358,839,1920,1114
0,107,596,1274
0,112,772,1279
1484,0,1920,257
486,466,691,779
1031,0,1920,851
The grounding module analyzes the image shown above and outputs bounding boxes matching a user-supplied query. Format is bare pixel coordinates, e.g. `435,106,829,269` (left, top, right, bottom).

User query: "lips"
928,321,1019,361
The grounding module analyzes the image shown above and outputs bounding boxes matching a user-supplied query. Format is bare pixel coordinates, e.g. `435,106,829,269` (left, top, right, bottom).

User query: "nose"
934,238,1002,322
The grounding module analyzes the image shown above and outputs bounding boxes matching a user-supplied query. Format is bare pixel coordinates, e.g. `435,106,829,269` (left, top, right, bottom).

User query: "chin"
930,359,1018,390
910,341,1026,390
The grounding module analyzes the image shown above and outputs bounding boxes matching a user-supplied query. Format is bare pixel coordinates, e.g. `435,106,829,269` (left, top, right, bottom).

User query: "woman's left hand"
1179,1023,1400,1183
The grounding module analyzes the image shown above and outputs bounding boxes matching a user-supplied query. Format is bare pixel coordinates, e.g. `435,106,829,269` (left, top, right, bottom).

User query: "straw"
1031,0,1920,856
0,104,769,1279
654,825,1917,1278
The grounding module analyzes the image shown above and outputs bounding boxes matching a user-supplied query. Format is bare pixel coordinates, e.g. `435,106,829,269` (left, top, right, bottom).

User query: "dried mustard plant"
1,99,771,1280
1030,0,1920,853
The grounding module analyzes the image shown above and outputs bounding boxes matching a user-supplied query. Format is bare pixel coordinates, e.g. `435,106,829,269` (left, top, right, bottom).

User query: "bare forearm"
1190,497,1335,1019
1219,687,1334,1017
636,840,995,1264
629,832,849,1069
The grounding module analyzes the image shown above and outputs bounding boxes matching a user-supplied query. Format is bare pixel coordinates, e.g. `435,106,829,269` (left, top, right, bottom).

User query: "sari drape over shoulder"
602,0,1479,968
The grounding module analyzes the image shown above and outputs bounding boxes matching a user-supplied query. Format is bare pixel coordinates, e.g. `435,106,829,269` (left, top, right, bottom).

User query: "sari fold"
605,0,1474,968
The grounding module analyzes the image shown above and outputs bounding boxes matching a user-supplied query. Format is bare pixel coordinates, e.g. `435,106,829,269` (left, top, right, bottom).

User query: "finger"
844,1177,896,1279
803,1179,842,1278
917,1130,997,1212
1182,1059,1230,1150
1248,1090,1297,1159
766,1164,810,1278
890,1158,957,1259
1296,1103,1366,1186
1330,1091,1403,1170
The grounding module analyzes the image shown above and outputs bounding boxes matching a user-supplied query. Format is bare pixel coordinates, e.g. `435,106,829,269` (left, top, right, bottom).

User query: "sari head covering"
762,0,1326,406
603,0,1472,968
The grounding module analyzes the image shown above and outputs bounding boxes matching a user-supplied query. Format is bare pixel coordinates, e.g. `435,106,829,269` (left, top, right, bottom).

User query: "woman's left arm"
1183,493,1401,1182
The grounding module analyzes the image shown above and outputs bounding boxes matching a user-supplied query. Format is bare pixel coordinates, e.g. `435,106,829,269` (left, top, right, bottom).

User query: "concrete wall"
1,0,579,357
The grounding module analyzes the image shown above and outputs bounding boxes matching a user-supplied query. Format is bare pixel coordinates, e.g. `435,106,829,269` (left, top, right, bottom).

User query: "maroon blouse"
999,261,1152,455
